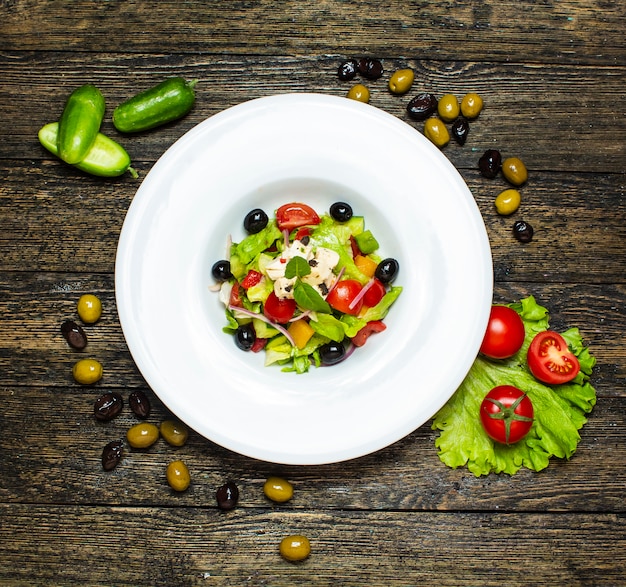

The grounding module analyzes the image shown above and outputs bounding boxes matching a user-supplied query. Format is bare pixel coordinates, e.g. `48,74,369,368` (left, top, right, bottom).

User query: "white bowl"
115,93,493,465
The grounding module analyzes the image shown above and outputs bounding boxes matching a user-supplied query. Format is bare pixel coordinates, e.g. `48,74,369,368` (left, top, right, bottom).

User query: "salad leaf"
231,223,282,266
310,312,346,342
294,282,332,313
431,296,597,476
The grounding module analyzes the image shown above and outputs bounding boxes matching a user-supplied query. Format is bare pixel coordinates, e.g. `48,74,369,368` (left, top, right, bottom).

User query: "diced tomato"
295,227,312,241
229,282,243,307
250,338,268,353
351,320,386,347
363,278,386,307
263,291,297,323
276,203,321,231
326,279,363,315
241,270,263,289
349,235,362,258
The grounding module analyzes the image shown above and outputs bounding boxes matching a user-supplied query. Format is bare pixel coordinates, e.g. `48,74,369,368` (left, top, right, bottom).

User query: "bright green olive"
437,94,460,122
166,460,191,492
126,422,160,449
279,535,311,562
424,118,450,148
460,92,484,119
160,420,189,447
388,69,414,95
502,157,528,186
77,294,102,324
263,476,294,503
495,189,522,215
346,84,370,103
72,358,103,385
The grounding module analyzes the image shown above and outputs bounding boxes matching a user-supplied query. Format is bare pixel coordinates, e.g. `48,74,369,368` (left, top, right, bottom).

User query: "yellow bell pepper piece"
288,319,315,349
354,255,378,278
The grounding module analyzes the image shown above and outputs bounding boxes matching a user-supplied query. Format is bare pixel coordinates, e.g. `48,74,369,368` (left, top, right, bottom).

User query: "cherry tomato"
362,279,386,307
479,305,526,359
263,291,296,323
326,279,363,315
275,203,321,231
480,385,534,444
241,270,263,289
351,320,386,347
527,330,581,384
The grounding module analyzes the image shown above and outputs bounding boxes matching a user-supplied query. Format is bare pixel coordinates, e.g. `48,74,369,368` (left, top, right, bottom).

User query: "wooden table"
1,1,625,585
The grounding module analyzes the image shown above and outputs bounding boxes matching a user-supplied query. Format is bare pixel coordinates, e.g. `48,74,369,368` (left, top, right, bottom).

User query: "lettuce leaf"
431,296,597,476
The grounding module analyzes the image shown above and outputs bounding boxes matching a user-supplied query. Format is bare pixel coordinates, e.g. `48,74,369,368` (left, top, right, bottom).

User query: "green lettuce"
431,296,597,476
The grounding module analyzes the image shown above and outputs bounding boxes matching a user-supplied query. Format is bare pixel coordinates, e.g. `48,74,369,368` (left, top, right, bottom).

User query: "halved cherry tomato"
275,203,321,231
326,279,363,315
480,385,534,444
351,320,386,347
362,278,386,307
263,291,296,323
527,330,580,384
241,270,263,289
479,305,526,359
229,282,243,307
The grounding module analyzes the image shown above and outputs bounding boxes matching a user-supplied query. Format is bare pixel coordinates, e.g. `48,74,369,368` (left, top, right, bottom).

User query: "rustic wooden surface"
1,1,625,585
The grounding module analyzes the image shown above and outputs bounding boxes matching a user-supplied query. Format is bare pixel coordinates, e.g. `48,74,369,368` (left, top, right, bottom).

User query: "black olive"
243,208,269,234
357,57,384,80
337,59,358,81
451,118,470,145
216,481,239,511
235,324,256,351
478,149,502,179
375,258,399,284
94,392,124,422
211,260,232,281
329,202,353,223
319,341,346,366
406,93,438,121
101,439,124,472
60,319,87,350
513,220,534,243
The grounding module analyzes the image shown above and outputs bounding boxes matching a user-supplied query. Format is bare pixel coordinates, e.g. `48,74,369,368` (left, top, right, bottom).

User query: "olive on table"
424,118,450,148
77,294,102,324
495,189,522,216
94,392,123,422
128,390,151,419
406,93,437,121
513,220,534,243
319,341,345,366
216,481,239,511
437,94,460,122
244,208,269,234
61,319,87,350
235,324,256,351
329,202,353,223
101,439,124,471
346,84,370,103
375,258,399,284
478,149,502,179
211,260,232,282
337,59,358,81
388,69,414,95
126,422,160,449
357,57,384,80
264,476,294,503
72,358,103,385
451,118,470,145
160,419,189,447
166,460,191,492
460,92,484,119
279,535,311,562
502,157,528,186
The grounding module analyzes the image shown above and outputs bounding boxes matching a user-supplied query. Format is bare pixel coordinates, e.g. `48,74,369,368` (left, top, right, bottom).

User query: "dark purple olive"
337,59,358,81
61,320,87,350
329,202,353,223
319,341,346,366
102,439,124,471
513,220,534,243
235,324,256,351
243,208,268,234
216,481,239,511
357,57,384,80
211,260,232,281
94,392,124,422
478,149,502,179
406,93,438,121
451,118,470,145
128,390,151,419
375,258,399,284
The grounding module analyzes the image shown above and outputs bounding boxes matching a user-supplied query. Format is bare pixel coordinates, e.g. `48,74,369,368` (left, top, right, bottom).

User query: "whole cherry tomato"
480,305,526,359
480,385,534,444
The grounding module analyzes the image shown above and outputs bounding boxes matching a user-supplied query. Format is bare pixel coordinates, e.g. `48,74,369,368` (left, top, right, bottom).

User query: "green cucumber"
39,122,137,178
58,84,106,164
113,77,197,133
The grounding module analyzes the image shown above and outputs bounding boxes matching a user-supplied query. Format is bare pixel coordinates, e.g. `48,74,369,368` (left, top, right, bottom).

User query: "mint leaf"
294,283,331,313
285,256,311,279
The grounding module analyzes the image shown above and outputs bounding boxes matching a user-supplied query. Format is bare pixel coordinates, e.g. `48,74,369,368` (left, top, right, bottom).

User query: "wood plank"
0,504,624,586
1,52,625,172
1,0,624,66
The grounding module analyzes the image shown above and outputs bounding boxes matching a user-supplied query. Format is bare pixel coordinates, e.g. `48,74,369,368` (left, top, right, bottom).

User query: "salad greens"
432,296,597,476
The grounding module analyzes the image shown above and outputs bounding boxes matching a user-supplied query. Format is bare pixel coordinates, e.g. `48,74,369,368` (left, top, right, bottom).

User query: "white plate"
115,93,493,465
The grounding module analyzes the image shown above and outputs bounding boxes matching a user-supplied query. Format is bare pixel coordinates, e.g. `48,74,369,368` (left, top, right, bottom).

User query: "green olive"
166,460,191,492
263,476,294,503
72,358,103,385
160,420,189,447
437,94,460,122
460,93,483,119
346,84,370,103
77,294,102,324
279,535,311,562
424,118,450,148
126,422,160,449
502,157,528,186
388,69,414,95
494,189,522,215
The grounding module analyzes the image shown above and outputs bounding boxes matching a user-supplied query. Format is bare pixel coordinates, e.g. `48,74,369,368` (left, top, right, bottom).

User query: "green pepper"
57,85,106,164
113,77,197,133
38,122,138,178
354,230,379,254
